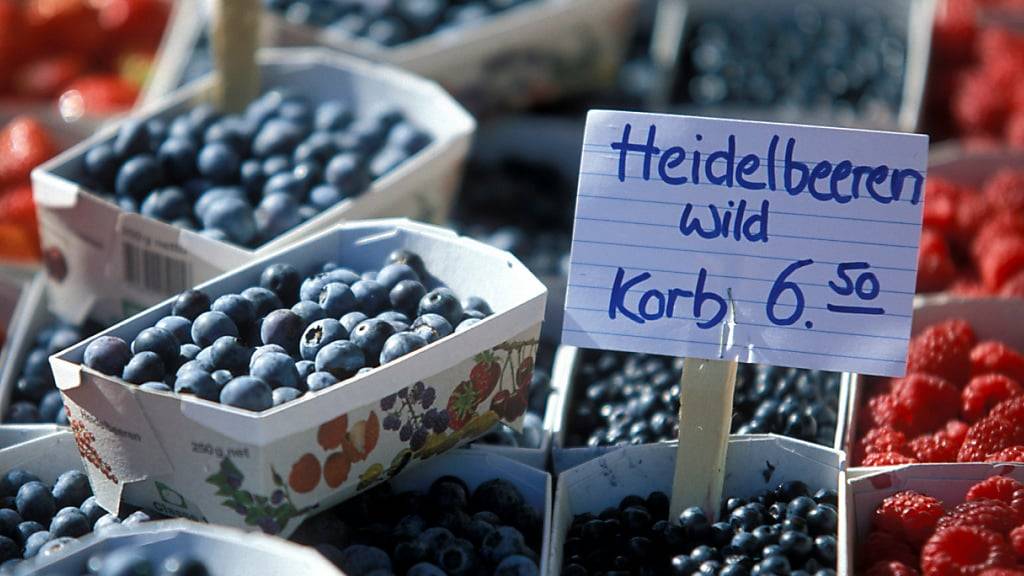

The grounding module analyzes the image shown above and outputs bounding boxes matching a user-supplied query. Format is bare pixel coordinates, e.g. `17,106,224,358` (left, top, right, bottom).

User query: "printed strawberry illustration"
490,390,513,421
446,380,479,431
341,412,380,463
323,452,352,488
469,351,501,404
287,453,320,494
317,413,348,451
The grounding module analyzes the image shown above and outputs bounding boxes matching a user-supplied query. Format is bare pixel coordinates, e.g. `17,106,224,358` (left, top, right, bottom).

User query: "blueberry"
388,280,426,317
295,360,315,380
260,263,302,306
309,185,345,210
157,138,198,181
340,312,369,333
480,526,525,565
116,155,163,199
806,505,837,535
307,371,339,392
301,319,347,361
251,352,301,390
253,119,305,158
113,120,151,158
15,520,44,545
376,263,419,290
84,144,119,188
325,154,369,195
315,341,365,381
260,309,304,355
175,370,221,401
156,316,193,345
93,514,120,532
141,187,190,221
380,332,427,364
411,313,452,344
132,326,180,369
369,146,410,179
39,391,65,422
211,294,256,334
16,482,55,524
83,336,132,376
462,296,492,316
241,287,284,318
173,289,211,320
122,510,150,527
350,319,395,367
202,196,257,246
292,300,326,329
0,510,18,541
351,280,388,315
0,536,16,564
48,508,89,538
210,336,252,374
191,311,239,348
50,472,90,513
121,351,165,384
1,470,39,497
319,282,358,318
315,101,353,132
14,377,48,403
211,369,232,386
23,530,50,558
472,479,523,523
419,288,463,326
407,564,446,576
220,376,273,411
79,497,105,526
262,171,305,199
195,186,247,220
336,544,392,576
96,548,151,576
250,344,288,369
272,386,303,406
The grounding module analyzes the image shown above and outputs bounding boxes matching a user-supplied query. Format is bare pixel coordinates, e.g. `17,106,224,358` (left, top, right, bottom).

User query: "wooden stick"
670,357,737,521
212,0,261,113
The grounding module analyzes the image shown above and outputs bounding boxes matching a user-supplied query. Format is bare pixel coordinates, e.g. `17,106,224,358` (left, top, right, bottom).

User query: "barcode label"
122,242,191,295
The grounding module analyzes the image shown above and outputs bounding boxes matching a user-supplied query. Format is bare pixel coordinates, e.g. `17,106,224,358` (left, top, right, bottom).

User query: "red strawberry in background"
446,380,479,432
13,55,85,99
0,117,57,188
97,0,170,54
469,351,501,404
60,75,139,115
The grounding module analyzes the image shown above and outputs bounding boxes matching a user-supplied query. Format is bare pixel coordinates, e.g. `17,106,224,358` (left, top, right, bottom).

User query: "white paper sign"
562,111,928,377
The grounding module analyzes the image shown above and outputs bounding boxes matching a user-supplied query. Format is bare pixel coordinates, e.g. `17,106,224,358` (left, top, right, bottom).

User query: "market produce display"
264,0,540,47
855,318,1024,465
0,0,169,115
565,351,841,448
80,251,491,412
858,475,1024,575
0,116,58,262
291,475,543,575
77,91,431,247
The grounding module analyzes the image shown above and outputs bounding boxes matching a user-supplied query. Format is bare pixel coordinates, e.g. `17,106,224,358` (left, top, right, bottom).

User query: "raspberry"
874,491,946,547
972,214,1024,262
990,396,1024,423
954,71,1010,136
1011,525,1024,560
1000,272,1024,298
973,343,1024,383
867,561,921,576
863,451,921,467
861,426,910,457
909,432,961,463
977,569,1024,576
917,229,958,293
984,169,1024,213
967,476,1024,504
907,320,976,387
952,279,990,297
1015,490,1024,518
865,530,920,567
980,237,1024,290
921,526,1016,576
944,420,970,448
923,178,964,234
954,194,992,247
986,446,1024,463
892,374,962,435
936,500,1022,535
1008,111,1024,148
963,375,1024,422
958,416,1024,462
867,393,901,430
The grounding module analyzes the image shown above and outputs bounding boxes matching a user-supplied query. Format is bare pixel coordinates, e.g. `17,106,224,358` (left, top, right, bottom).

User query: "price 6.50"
767,259,885,329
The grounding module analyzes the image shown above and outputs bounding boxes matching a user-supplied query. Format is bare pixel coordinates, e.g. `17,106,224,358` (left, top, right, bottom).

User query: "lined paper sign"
562,111,928,377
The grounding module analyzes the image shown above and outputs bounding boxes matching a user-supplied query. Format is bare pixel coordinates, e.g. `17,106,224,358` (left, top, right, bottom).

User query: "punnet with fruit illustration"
48,219,546,537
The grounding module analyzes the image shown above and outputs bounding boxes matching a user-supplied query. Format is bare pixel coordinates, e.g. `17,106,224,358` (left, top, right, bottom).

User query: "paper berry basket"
48,219,547,537
0,425,83,477
32,48,475,326
843,462,1024,574
845,297,1024,475
16,519,343,575
264,0,639,114
549,435,845,571
546,345,852,473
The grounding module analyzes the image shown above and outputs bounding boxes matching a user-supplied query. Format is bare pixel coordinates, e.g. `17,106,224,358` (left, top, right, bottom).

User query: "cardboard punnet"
549,435,846,571
354,449,552,574
265,0,640,114
844,297,1024,475
33,48,476,326
0,274,29,377
0,272,51,422
927,145,1024,188
650,0,936,133
843,463,1024,574
0,426,84,481
49,219,547,537
547,346,852,473
15,519,344,575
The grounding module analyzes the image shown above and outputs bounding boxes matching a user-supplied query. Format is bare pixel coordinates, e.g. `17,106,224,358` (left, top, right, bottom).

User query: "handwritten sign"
562,111,928,377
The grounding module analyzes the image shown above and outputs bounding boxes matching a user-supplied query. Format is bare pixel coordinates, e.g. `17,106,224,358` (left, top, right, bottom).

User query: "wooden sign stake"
670,357,737,521
212,0,261,113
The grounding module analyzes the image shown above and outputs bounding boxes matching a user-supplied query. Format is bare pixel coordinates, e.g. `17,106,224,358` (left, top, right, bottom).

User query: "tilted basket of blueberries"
48,219,547,538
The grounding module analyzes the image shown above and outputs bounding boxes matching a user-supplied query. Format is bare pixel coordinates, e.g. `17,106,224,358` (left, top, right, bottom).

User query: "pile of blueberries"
79,90,431,248
292,476,542,576
676,8,906,123
5,322,102,425
80,250,493,413
39,548,213,576
0,468,150,572
567,352,840,448
561,481,838,576
265,0,538,48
